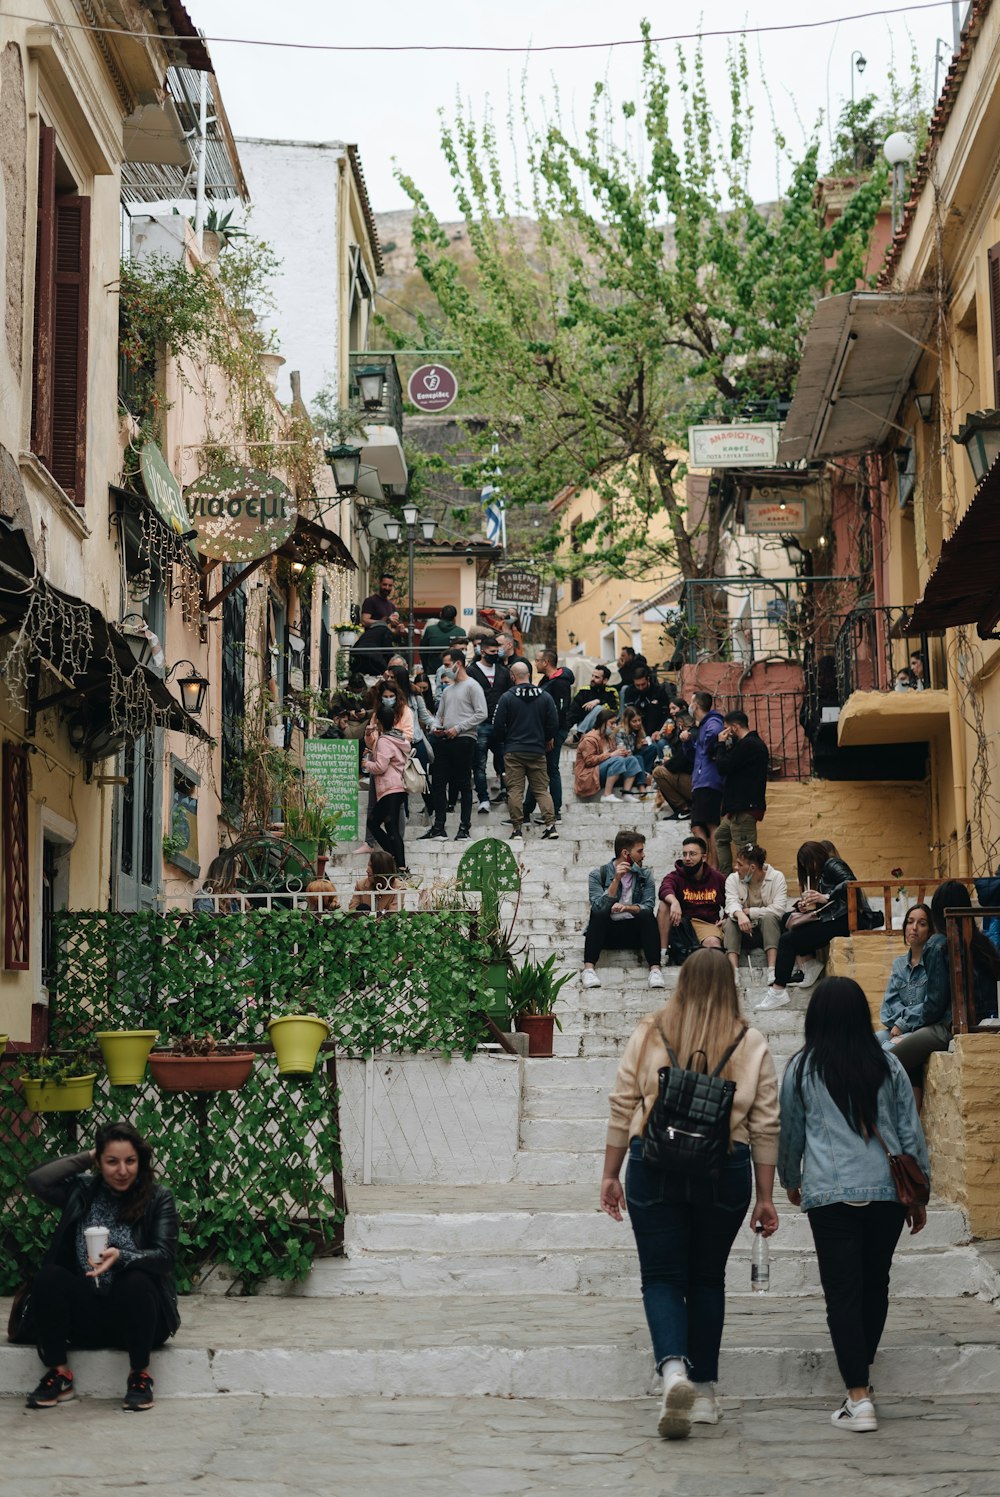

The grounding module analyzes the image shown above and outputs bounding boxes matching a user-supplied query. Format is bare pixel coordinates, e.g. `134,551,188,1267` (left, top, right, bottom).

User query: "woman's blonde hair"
656,949,745,1078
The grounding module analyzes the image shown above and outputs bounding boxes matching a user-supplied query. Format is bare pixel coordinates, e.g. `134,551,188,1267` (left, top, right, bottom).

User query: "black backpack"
642,1026,747,1180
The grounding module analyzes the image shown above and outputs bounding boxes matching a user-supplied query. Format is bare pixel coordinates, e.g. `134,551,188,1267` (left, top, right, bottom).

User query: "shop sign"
407,364,458,413
743,497,808,533
303,739,360,843
688,423,781,467
184,466,296,562
140,442,196,550
494,567,541,605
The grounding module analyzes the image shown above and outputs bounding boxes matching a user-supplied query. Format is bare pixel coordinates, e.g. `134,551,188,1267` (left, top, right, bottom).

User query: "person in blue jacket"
681,692,724,866
779,977,928,1435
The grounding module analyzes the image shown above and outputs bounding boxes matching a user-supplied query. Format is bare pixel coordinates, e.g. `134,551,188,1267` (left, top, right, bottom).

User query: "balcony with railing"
832,603,951,750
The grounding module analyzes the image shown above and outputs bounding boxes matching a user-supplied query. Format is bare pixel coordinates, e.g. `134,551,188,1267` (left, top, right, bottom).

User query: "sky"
192,1,962,215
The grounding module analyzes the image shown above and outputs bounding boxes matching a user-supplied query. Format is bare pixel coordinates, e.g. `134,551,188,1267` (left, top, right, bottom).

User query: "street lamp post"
384,505,437,654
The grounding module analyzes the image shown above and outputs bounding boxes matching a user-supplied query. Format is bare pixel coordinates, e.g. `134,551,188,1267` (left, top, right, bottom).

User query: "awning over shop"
777,292,935,463
202,512,356,612
906,455,1000,638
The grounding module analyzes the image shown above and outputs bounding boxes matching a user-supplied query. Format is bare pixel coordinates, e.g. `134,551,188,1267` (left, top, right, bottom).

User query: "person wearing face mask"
657,836,727,967
573,710,643,802
361,680,413,854
467,637,512,814
362,703,411,868
722,843,789,986
421,652,488,840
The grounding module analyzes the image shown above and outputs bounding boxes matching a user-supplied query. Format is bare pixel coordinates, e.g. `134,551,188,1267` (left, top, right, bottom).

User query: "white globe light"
883,131,915,166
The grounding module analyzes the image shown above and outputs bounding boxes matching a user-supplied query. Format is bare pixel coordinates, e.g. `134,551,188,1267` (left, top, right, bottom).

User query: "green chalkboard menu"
304,739,360,843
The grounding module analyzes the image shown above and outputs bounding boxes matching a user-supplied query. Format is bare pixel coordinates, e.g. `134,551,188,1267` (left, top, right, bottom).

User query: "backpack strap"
709,1026,748,1078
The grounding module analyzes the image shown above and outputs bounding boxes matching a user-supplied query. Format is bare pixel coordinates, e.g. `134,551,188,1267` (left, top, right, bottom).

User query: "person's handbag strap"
657,1024,747,1078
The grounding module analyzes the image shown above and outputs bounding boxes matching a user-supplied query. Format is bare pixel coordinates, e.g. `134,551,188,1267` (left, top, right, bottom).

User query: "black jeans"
584,908,659,967
625,1139,752,1381
32,1262,170,1371
808,1201,906,1389
430,736,476,829
370,791,406,868
774,914,850,986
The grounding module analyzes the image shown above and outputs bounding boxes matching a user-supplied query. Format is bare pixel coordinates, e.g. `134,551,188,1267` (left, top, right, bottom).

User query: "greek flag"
482,436,506,549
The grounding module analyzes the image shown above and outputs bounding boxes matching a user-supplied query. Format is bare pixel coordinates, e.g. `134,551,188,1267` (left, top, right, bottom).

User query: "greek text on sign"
687,424,781,468
495,568,541,605
140,442,195,549
743,498,808,533
184,467,296,562
303,739,360,844
407,364,458,413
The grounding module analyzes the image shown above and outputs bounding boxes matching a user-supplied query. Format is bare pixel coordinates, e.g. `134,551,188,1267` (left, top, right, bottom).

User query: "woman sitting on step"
573,709,644,803
779,977,928,1434
600,949,780,1441
20,1121,179,1413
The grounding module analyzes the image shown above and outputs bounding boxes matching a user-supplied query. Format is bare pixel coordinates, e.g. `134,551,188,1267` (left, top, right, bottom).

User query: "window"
2,742,30,970
221,565,247,817
31,124,91,504
319,590,331,692
166,760,200,879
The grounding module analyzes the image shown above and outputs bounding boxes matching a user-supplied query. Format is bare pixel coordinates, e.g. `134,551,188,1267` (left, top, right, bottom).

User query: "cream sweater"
607,1012,780,1165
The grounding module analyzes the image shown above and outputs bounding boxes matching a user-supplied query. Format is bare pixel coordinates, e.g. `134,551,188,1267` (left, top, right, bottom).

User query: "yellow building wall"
759,779,932,896
923,1037,1000,1239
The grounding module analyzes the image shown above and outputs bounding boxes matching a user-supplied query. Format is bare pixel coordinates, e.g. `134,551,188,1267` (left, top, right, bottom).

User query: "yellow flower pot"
96,1030,159,1086
0,1035,8,1055
267,1015,330,1077
20,1073,96,1113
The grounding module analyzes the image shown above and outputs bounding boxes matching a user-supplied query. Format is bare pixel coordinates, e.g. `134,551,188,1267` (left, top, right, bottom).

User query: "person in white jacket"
722,843,789,985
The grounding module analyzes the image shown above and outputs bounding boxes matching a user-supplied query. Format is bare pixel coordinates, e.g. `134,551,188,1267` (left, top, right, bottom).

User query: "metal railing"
834,604,942,695
713,691,812,781
678,576,862,666
348,353,403,442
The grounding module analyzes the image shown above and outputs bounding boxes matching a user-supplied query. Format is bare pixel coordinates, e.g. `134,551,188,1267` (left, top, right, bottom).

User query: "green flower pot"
96,1030,159,1086
289,838,319,869
267,1014,330,1077
480,962,512,1031
20,1073,97,1113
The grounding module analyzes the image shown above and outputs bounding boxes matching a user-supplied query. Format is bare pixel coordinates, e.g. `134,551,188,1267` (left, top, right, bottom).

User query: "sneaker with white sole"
602,793,622,802
478,801,491,814
789,956,825,987
581,968,602,989
658,1368,695,1440
766,967,776,985
648,967,664,989
830,1396,878,1432
756,985,790,1011
690,1385,720,1425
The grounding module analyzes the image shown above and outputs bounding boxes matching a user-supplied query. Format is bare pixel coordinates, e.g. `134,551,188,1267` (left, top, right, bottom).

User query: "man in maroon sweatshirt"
656,835,727,963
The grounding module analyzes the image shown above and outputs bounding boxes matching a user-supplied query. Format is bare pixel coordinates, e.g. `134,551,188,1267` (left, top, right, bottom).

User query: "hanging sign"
494,568,541,605
743,498,808,533
407,364,458,413
688,423,781,467
303,739,360,843
140,442,196,550
184,466,296,562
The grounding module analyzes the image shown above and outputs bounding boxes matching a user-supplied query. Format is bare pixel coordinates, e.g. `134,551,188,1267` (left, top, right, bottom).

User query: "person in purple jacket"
680,693,725,866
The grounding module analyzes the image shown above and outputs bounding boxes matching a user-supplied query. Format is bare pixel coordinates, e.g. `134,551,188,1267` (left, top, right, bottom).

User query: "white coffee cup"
84,1226,110,1265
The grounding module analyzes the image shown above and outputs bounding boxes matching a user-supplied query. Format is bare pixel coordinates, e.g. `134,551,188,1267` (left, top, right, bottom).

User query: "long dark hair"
796,840,830,891
387,662,413,700
94,1121,156,1223
794,977,891,1136
931,881,1000,977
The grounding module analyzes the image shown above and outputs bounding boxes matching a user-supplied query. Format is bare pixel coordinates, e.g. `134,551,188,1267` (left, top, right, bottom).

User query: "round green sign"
184,467,296,562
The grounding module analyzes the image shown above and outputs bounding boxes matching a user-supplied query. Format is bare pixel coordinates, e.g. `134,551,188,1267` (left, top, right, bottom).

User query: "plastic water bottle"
751,1224,770,1293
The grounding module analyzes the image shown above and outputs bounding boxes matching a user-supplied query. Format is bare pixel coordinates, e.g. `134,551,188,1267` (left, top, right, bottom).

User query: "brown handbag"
871,1126,930,1207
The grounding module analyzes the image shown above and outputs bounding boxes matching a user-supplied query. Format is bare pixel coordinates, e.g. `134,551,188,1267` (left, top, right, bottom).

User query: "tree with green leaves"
393,26,888,585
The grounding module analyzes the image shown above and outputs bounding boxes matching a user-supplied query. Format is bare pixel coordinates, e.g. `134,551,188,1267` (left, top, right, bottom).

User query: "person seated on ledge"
880,884,1000,1108
304,876,340,914
21,1121,179,1413
569,664,620,739
581,830,664,991
574,710,644,802
657,835,727,968
350,849,405,914
722,843,789,986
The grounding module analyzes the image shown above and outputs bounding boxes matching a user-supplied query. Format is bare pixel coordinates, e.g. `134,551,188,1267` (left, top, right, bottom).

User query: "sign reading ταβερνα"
303,739,360,843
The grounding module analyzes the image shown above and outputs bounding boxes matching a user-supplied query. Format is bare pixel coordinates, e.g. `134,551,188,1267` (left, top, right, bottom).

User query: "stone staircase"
4,755,998,1402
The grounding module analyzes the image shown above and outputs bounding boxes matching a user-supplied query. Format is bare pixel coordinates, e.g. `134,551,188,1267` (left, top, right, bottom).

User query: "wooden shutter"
3,742,30,971
30,123,56,467
989,244,1000,407
50,194,90,504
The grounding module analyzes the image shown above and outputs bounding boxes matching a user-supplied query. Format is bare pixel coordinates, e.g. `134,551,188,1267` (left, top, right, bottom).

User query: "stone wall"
760,779,932,891
923,1036,1000,1239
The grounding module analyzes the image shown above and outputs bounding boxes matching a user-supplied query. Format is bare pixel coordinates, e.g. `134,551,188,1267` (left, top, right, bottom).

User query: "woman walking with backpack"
778,977,929,1433
600,948,779,1439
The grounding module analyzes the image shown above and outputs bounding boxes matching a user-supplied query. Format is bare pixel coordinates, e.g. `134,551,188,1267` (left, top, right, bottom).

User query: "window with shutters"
988,243,1000,407
30,124,90,505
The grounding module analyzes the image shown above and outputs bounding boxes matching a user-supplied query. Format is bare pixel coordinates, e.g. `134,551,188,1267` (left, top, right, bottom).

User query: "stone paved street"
1,1393,997,1497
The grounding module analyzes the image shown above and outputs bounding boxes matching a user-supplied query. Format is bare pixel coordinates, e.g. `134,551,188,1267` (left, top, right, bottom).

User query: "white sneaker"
766,967,776,985
757,985,790,1011
581,968,602,989
830,1396,878,1432
602,793,622,802
648,967,664,989
658,1368,695,1440
794,957,825,988
690,1384,720,1425
660,949,670,967
478,801,491,814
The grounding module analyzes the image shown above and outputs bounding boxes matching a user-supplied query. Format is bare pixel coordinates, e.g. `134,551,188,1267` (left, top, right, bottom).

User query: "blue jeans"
625,1138,752,1382
599,754,642,788
638,741,663,774
576,704,604,735
524,728,568,818
473,722,500,802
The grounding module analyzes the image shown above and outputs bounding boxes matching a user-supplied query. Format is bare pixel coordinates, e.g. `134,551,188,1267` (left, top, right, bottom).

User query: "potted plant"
19,1048,97,1112
95,1028,159,1086
509,956,575,1057
334,619,359,648
283,775,341,870
148,1033,255,1093
266,1000,331,1078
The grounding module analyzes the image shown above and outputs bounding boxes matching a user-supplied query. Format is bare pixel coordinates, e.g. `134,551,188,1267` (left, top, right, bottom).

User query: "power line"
2,3,959,57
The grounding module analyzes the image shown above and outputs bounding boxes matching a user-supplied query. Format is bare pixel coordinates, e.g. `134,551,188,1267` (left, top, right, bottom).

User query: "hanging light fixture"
913,391,934,423
384,517,401,543
421,517,437,542
166,659,209,715
326,444,362,494
119,613,154,669
354,365,387,411
953,410,1000,484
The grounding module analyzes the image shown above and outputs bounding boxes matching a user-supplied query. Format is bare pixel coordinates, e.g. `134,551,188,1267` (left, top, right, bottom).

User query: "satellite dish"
365,508,398,541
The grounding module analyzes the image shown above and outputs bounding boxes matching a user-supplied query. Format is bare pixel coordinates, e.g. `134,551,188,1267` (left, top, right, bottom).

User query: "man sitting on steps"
581,830,664,991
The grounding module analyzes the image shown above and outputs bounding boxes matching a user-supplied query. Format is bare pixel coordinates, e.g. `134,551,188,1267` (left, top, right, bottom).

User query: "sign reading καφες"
303,739,360,843
184,466,297,562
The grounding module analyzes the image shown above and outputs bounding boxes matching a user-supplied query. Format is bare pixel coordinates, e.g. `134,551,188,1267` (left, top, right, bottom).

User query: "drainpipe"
946,627,970,875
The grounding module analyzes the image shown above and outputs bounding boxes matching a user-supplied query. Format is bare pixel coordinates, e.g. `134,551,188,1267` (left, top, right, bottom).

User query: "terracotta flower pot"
514,1013,556,1057
149,1052,254,1093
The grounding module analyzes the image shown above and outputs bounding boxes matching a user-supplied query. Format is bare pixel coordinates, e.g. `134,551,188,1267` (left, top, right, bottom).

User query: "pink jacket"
363,732,410,799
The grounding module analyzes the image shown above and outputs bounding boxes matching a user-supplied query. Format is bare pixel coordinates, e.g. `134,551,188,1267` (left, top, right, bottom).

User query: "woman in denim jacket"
778,977,928,1434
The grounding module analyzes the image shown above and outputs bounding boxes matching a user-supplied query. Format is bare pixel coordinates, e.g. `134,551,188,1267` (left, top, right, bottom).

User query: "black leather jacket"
813,856,880,928
27,1152,180,1335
